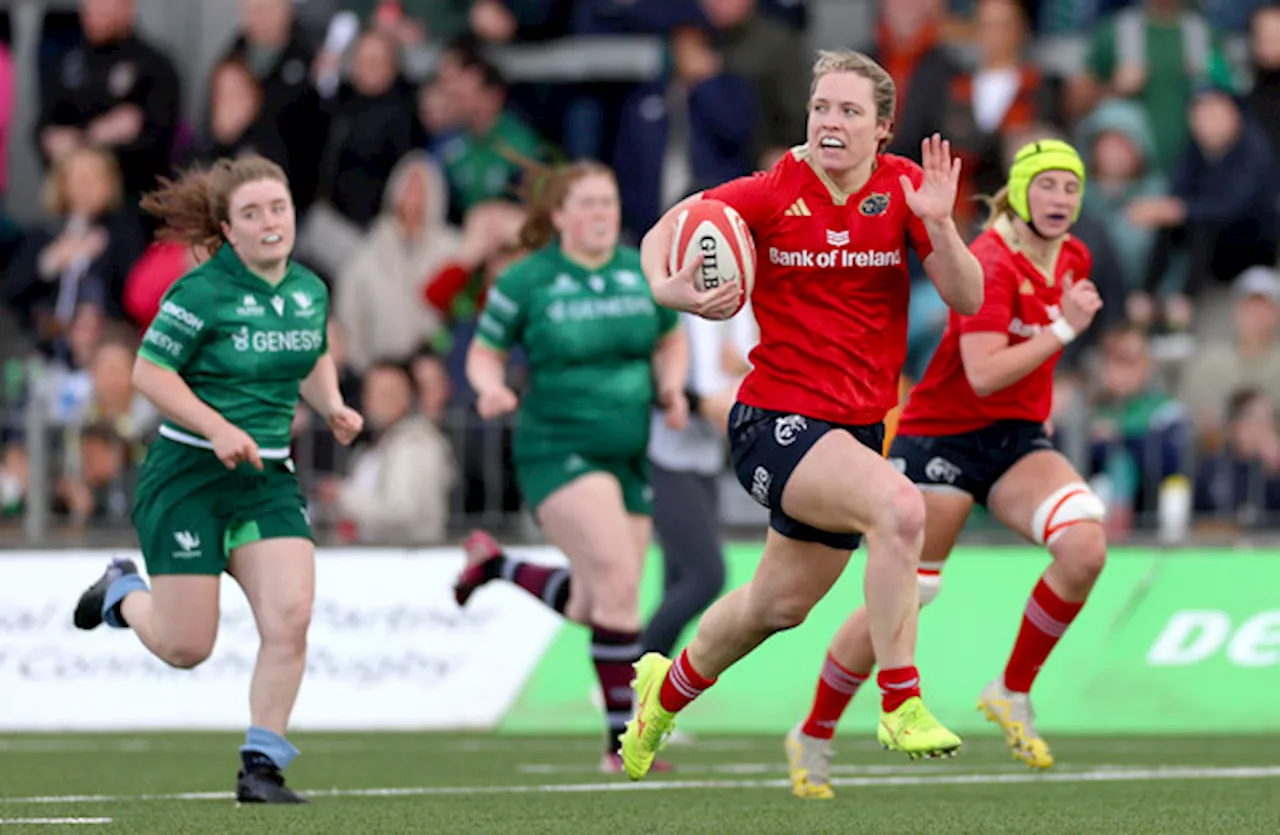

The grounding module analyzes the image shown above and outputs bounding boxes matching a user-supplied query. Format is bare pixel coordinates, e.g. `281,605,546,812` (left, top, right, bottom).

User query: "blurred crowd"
0,0,1279,544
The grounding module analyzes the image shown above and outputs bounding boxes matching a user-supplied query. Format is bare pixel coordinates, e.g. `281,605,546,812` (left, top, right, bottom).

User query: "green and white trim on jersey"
157,425,293,460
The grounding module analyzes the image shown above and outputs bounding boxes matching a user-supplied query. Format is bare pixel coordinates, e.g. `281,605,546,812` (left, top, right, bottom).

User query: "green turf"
0,732,1278,833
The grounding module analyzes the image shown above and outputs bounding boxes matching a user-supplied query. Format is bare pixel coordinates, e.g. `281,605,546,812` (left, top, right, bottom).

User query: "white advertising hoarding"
0,547,567,731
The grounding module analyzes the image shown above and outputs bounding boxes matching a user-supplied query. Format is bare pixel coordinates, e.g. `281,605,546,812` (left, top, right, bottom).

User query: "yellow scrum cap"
1007,139,1086,224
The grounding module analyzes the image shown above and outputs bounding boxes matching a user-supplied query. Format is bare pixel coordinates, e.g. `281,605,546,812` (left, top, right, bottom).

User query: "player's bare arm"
960,277,1102,397
640,194,741,319
298,353,346,420
299,353,363,445
921,222,983,316
465,340,519,419
652,325,691,430
133,357,262,471
906,135,983,316
131,357,227,440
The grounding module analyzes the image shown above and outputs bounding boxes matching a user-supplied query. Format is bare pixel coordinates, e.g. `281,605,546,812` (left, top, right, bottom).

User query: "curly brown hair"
139,155,289,254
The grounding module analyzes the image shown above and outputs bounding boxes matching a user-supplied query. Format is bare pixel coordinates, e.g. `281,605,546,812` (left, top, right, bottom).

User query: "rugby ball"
669,199,755,317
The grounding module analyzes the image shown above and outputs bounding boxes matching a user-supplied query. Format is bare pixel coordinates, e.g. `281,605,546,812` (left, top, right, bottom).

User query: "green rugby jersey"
476,244,679,459
137,244,329,456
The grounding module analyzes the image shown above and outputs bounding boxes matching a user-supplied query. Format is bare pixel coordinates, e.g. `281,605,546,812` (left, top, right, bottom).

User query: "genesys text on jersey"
768,247,904,269
231,327,325,353
545,295,656,323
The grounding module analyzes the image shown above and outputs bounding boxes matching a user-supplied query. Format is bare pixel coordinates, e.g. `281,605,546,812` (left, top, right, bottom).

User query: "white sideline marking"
2,765,1279,805
0,741,155,754
445,739,755,754
0,819,112,825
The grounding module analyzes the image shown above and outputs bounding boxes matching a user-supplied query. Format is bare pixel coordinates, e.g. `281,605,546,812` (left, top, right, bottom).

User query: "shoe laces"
900,698,943,731
643,710,677,750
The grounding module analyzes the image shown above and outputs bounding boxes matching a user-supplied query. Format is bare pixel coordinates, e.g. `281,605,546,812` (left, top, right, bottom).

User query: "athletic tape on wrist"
1050,318,1077,345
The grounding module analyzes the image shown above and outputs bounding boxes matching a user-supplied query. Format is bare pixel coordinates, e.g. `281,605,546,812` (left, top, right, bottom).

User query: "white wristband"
1049,318,1077,345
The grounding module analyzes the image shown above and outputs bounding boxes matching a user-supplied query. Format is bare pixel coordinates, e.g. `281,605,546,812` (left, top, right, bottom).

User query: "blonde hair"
809,50,897,147
978,186,1014,231
140,155,289,253
42,146,124,216
515,160,616,251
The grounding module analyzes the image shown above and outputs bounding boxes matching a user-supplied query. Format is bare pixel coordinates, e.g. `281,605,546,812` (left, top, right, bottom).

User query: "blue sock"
102,573,148,629
240,726,299,772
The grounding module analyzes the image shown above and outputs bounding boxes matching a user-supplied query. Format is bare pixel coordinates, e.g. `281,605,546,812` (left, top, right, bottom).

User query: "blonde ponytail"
976,185,1014,231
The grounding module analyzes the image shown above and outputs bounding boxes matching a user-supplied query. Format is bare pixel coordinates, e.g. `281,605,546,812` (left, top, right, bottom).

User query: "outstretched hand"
901,134,962,223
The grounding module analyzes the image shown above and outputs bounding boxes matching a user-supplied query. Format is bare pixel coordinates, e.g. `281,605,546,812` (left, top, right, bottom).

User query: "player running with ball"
784,139,1106,799
619,50,986,780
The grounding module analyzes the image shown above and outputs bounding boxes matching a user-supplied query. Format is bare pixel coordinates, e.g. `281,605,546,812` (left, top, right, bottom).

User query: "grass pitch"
0,731,1278,833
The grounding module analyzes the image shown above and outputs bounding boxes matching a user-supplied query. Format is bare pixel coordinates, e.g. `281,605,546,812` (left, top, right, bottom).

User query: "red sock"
658,649,716,713
1004,577,1085,693
802,653,869,739
877,666,921,712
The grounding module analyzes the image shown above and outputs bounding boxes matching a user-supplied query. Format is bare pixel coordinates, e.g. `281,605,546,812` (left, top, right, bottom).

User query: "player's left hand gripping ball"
901,134,962,223
668,199,755,320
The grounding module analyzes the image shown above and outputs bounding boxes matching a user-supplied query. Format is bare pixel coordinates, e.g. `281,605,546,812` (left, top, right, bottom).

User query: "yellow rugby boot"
877,697,962,760
784,723,835,799
618,653,678,780
978,679,1054,769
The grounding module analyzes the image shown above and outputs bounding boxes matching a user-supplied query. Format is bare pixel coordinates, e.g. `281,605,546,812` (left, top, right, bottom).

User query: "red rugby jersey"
703,146,933,425
896,217,1093,436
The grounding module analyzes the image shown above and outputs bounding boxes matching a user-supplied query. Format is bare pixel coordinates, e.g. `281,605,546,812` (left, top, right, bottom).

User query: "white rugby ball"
669,199,755,317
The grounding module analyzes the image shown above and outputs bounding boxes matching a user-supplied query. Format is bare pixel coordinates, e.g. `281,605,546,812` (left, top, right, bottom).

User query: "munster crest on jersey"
859,192,890,216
